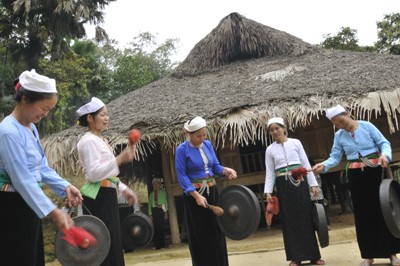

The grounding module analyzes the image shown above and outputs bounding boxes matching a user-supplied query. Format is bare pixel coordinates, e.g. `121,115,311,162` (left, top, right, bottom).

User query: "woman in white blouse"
264,117,324,266
76,97,138,266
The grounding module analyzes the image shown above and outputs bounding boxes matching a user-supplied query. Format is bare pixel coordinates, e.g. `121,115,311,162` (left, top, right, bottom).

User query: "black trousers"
183,186,229,266
276,176,321,262
348,167,400,258
152,207,166,249
0,191,45,266
83,187,125,266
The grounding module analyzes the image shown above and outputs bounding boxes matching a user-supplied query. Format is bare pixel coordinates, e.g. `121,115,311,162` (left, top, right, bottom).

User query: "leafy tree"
70,38,120,102
0,0,114,69
70,34,180,102
0,37,25,120
320,27,362,51
37,57,91,134
375,13,400,55
110,33,179,99
319,26,377,52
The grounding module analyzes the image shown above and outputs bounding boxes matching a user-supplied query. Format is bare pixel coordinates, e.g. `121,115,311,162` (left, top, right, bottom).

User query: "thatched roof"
172,12,313,76
43,12,400,174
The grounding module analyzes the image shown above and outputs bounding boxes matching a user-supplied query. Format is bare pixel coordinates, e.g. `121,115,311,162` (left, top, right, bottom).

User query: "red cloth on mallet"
62,227,97,248
290,166,308,179
266,196,280,227
128,129,141,145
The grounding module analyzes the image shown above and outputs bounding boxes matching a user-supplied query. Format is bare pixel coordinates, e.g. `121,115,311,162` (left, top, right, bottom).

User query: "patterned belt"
190,176,215,195
276,172,288,177
101,179,118,189
0,182,43,193
192,180,215,189
348,158,380,169
275,164,303,187
275,164,302,177
191,176,215,189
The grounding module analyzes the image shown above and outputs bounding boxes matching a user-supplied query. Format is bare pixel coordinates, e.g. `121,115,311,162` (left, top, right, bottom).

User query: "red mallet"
128,129,141,145
62,227,97,249
290,166,308,180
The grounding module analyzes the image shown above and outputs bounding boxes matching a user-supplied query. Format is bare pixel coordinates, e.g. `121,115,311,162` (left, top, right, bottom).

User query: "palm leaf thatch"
173,12,314,77
42,12,400,175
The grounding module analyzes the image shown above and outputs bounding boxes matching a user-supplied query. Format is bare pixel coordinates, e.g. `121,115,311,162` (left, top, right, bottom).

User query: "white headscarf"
184,116,207,132
17,69,57,93
325,105,346,120
267,117,285,129
76,97,105,116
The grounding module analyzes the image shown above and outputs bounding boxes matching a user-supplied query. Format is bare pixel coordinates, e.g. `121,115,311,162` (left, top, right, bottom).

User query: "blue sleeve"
175,144,195,195
35,127,70,197
367,122,392,160
0,132,56,218
322,131,344,171
40,157,70,197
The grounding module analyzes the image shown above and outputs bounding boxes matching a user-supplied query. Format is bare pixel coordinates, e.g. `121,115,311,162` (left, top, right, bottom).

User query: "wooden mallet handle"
205,203,224,216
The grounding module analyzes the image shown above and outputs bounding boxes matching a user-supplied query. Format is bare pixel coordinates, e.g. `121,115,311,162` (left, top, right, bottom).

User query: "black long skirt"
183,186,229,266
83,187,125,266
0,191,45,266
152,207,166,249
348,166,400,258
275,176,321,262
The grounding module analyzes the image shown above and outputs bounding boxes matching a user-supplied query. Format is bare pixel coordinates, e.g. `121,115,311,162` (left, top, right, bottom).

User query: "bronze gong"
55,215,110,266
312,202,329,248
217,184,260,240
121,211,154,252
380,178,400,238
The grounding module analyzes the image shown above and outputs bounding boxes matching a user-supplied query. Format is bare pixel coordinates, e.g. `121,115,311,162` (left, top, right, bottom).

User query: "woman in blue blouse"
175,116,237,266
0,70,83,265
313,105,400,266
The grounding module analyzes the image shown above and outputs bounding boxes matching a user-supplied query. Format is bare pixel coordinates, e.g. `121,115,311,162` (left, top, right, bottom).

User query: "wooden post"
161,149,181,245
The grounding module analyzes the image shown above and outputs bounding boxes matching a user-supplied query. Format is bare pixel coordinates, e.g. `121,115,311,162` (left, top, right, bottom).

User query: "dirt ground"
47,204,365,266
128,241,395,266
121,207,359,266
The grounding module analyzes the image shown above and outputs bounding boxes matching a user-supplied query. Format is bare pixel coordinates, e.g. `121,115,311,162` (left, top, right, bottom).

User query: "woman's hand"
310,186,319,199
379,154,389,168
116,144,136,166
65,185,83,207
50,208,74,230
223,167,237,180
190,191,207,208
123,188,138,206
312,163,325,174
266,193,273,203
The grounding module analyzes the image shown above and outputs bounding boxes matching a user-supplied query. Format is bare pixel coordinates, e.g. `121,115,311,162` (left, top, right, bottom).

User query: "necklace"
281,142,302,187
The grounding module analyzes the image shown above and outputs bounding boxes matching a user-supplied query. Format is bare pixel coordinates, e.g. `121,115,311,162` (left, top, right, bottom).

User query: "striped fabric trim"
0,183,16,192
275,164,302,177
101,179,118,189
192,180,216,189
348,158,380,169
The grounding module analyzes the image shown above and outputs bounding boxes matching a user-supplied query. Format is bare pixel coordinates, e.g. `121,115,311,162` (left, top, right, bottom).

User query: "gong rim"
121,211,154,251
217,184,261,240
380,179,400,238
312,202,329,248
55,215,110,266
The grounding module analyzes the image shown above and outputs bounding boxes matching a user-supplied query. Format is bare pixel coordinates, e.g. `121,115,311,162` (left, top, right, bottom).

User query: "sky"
86,0,399,62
